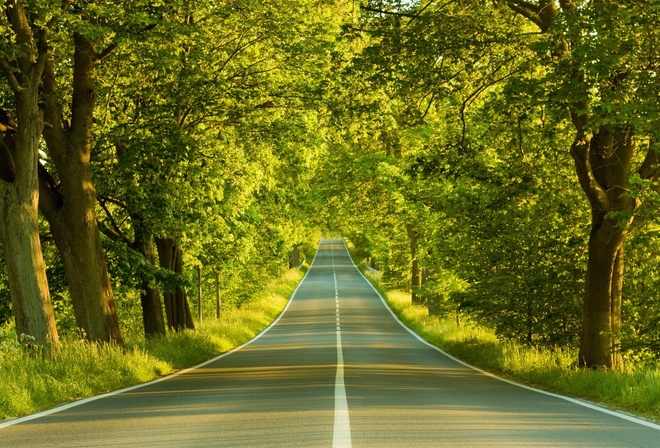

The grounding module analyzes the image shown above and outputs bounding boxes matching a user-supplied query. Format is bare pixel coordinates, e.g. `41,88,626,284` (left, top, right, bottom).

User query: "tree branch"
96,43,118,62
98,199,132,246
41,59,68,166
37,162,64,220
507,0,540,14
360,5,418,19
34,27,50,79
96,194,128,210
0,56,21,94
638,140,660,181
459,58,519,147
504,0,543,29
570,134,609,209
405,0,459,25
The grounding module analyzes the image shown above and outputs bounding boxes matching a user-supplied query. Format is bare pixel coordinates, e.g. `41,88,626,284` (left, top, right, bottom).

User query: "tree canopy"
2,0,660,369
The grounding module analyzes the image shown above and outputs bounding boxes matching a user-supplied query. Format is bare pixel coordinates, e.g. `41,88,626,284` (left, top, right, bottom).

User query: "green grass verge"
0,267,304,421
360,269,660,423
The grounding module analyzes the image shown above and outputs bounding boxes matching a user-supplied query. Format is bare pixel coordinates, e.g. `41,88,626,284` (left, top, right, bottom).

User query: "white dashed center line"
332,244,351,448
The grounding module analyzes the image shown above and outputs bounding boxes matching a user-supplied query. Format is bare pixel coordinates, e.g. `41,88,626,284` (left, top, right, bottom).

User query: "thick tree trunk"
155,237,194,331
578,214,625,368
0,111,59,350
405,223,423,304
289,245,300,269
571,126,634,369
47,203,122,344
0,2,59,352
39,35,123,345
140,275,166,338
133,221,166,339
0,190,59,350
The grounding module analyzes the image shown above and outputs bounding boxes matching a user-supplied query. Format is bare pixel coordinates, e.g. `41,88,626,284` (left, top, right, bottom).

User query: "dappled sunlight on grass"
370,276,660,423
0,267,304,421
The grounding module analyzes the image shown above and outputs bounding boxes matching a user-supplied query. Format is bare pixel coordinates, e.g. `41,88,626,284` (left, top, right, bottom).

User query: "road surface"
2,238,659,447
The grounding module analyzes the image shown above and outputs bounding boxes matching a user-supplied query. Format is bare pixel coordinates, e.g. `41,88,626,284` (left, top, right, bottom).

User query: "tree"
329,0,526,301
91,0,341,331
499,0,660,368
36,4,132,345
347,0,660,369
0,0,60,351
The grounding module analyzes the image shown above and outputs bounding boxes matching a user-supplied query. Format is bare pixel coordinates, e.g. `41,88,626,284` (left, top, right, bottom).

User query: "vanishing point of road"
2,238,660,447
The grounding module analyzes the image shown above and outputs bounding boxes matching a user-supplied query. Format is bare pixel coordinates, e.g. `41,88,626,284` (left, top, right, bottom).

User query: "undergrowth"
0,267,303,421
363,271,660,423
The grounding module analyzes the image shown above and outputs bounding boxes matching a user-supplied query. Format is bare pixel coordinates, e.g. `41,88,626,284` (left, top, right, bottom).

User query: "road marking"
338,240,660,432
331,242,352,448
334,326,351,448
0,242,326,430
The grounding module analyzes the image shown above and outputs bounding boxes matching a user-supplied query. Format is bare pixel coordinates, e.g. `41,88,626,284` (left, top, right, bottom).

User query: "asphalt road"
2,238,660,447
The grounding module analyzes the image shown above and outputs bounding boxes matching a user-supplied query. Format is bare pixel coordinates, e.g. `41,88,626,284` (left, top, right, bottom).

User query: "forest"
2,0,660,372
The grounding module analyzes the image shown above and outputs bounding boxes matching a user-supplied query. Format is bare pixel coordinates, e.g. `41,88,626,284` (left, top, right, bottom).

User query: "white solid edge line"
0,242,324,430
338,239,660,432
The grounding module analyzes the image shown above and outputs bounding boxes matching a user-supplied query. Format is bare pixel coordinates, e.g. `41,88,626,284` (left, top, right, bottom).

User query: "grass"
6,259,660,425
0,267,303,422
364,271,660,423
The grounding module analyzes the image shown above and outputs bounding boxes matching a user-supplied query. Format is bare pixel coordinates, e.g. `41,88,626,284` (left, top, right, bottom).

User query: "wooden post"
215,270,221,320
197,265,202,324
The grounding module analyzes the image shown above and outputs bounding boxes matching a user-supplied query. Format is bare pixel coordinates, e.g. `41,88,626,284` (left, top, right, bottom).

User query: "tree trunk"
133,219,166,339
405,223,423,304
46,204,122,344
155,237,194,331
289,245,300,269
571,125,634,369
578,214,626,368
0,2,60,352
39,34,123,345
0,190,60,351
0,111,59,351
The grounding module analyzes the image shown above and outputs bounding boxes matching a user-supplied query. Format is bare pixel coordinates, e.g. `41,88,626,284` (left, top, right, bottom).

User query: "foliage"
0,0,336,342
0,266,302,421
321,0,660,365
375,279,660,421
3,0,660,384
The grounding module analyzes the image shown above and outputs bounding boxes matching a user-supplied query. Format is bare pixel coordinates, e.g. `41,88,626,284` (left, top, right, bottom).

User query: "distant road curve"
2,238,659,447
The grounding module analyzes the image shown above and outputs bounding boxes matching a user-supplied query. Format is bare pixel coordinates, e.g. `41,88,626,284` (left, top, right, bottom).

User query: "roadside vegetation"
0,267,303,421
4,0,660,424
361,270,660,423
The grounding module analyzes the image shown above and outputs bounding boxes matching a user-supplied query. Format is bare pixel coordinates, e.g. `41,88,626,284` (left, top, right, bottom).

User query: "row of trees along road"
321,0,660,370
0,1,347,352
3,0,660,372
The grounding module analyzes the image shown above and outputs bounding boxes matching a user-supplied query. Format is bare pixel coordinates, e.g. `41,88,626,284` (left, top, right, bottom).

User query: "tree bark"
39,34,123,345
579,219,625,368
132,218,166,339
571,126,634,369
0,113,59,351
0,1,59,352
155,237,195,331
405,223,423,304
289,245,300,269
